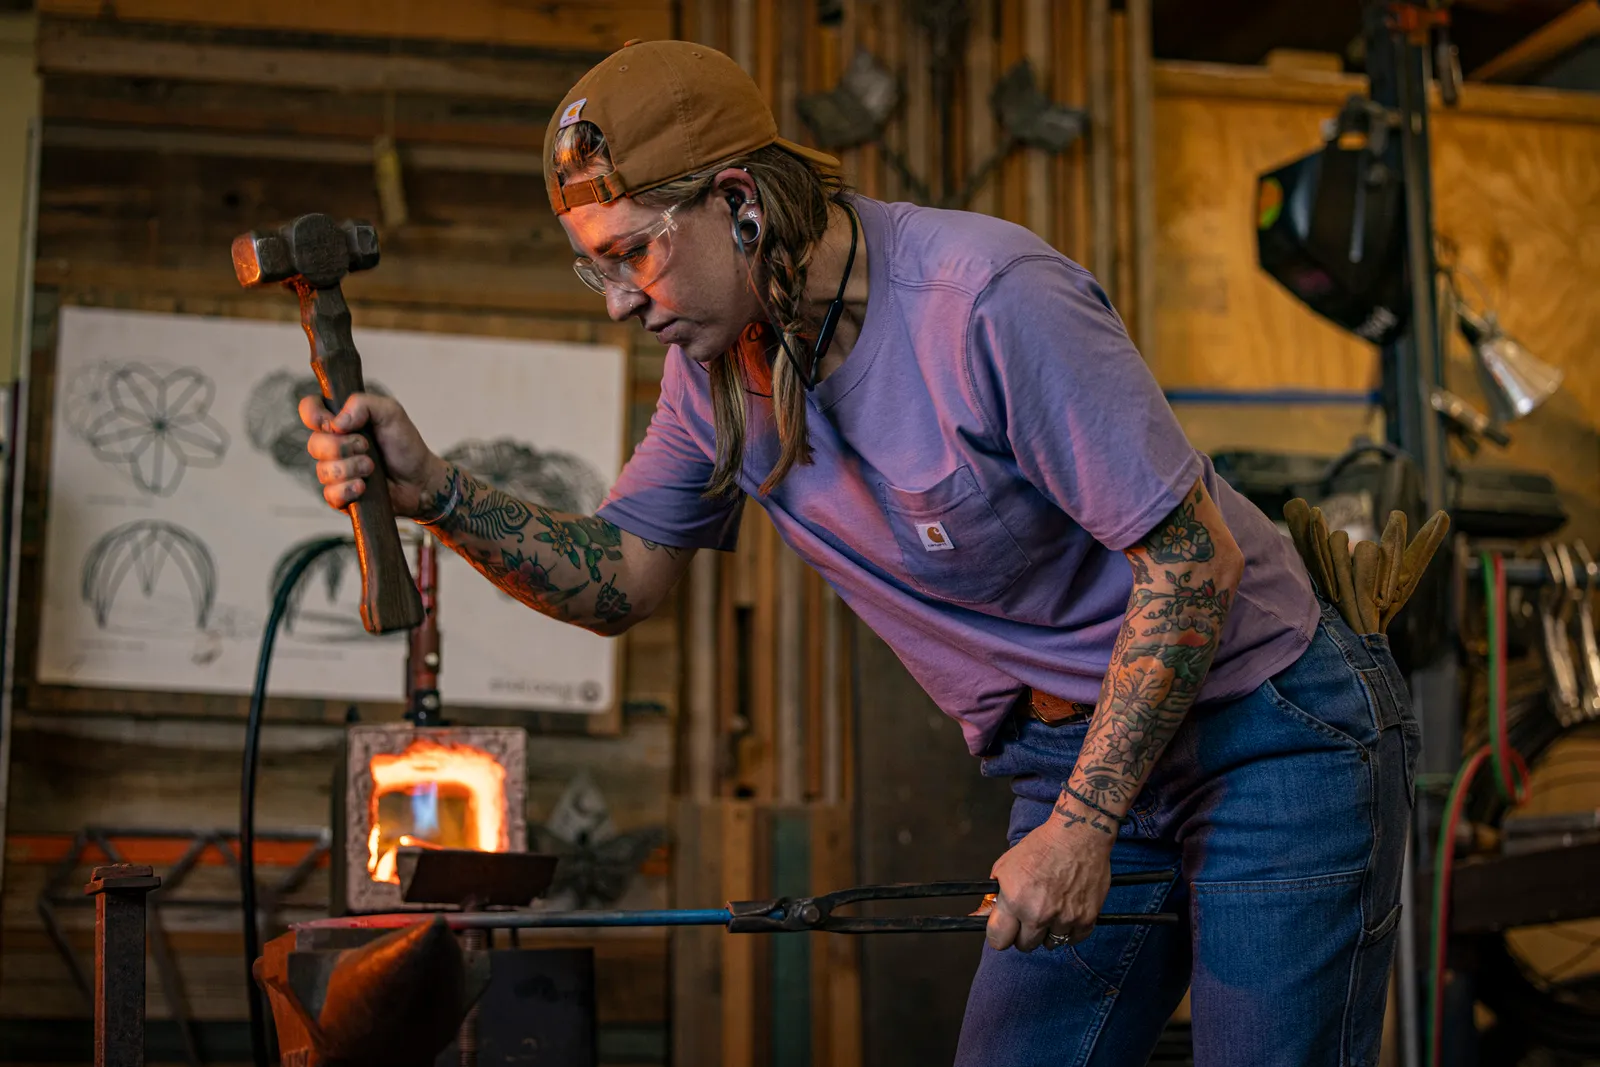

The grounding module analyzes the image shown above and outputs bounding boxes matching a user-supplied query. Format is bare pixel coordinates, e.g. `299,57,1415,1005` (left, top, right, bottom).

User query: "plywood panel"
1153,61,1600,403
1431,112,1600,430
1151,91,1377,392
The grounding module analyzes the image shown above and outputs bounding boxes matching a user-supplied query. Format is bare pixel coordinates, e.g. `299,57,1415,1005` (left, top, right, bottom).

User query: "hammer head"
233,214,380,290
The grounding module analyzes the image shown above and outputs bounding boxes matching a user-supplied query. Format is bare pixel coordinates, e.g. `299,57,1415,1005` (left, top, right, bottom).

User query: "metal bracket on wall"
796,0,1086,210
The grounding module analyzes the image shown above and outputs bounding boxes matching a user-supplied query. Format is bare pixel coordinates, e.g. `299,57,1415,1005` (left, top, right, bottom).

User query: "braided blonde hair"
552,121,847,496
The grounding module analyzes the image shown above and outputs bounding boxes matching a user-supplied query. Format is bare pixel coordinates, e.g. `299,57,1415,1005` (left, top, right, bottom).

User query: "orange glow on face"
365,739,507,884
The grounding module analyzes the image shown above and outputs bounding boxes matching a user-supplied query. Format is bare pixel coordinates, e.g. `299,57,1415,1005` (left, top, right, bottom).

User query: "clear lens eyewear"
572,206,680,296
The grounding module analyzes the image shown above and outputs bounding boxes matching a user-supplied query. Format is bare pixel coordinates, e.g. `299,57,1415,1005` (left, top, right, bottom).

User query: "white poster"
36,307,627,713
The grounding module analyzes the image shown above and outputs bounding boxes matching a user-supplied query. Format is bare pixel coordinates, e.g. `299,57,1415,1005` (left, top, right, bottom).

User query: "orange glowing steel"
365,739,507,885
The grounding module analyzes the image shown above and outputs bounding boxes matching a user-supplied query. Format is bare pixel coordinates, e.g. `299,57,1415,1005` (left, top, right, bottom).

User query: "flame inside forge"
366,739,508,884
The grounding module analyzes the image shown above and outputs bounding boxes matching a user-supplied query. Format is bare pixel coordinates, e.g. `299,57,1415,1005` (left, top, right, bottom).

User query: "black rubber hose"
241,535,355,1067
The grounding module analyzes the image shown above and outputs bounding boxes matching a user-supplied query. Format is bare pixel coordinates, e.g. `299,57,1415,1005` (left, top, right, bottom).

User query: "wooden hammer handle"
299,284,424,634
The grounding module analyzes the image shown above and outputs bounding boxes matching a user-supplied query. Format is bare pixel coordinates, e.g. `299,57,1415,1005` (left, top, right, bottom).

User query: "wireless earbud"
737,205,762,246
728,191,761,248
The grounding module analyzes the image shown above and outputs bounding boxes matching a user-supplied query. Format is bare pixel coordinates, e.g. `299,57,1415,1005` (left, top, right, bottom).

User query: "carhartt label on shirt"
917,521,955,551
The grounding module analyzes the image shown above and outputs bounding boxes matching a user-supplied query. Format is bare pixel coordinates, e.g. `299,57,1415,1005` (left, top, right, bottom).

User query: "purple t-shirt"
598,196,1318,754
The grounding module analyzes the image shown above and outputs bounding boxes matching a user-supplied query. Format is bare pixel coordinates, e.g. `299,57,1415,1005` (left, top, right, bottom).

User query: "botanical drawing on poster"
36,306,626,713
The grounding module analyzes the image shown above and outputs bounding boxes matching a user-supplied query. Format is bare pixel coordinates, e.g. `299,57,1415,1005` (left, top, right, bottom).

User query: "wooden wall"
2,6,685,1063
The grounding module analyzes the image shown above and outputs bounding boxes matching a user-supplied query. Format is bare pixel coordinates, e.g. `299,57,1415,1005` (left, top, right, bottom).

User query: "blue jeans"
956,601,1419,1067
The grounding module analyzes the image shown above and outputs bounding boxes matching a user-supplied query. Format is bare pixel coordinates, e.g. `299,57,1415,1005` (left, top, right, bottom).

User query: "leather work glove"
1283,498,1450,636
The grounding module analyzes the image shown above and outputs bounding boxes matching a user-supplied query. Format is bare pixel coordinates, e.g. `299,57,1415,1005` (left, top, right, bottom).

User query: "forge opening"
365,738,508,884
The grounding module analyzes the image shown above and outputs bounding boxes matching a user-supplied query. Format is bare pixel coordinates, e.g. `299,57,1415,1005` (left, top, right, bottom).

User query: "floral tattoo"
1059,482,1238,831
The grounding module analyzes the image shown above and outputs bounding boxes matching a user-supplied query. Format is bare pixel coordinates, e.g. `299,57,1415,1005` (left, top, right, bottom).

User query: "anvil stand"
254,849,564,1067
395,849,562,1067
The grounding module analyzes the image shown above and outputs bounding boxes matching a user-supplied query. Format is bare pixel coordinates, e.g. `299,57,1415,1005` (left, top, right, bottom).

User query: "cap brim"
774,136,842,173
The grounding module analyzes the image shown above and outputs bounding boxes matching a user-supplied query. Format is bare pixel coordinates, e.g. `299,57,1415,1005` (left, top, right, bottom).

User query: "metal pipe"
1162,388,1381,406
1394,30,1449,517
303,908,744,931
457,926,486,1067
294,905,1168,935
1464,555,1595,589
1396,841,1422,1067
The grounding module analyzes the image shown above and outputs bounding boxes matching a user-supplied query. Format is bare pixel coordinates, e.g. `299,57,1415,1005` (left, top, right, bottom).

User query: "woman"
303,40,1417,1067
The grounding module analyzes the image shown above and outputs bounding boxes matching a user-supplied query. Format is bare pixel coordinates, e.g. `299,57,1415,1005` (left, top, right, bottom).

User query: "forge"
333,724,528,914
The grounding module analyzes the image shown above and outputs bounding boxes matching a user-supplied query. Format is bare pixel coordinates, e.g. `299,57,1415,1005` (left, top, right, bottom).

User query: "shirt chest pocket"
877,466,1031,605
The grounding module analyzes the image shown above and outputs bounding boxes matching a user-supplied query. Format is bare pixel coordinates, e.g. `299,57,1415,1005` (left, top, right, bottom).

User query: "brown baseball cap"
543,40,840,215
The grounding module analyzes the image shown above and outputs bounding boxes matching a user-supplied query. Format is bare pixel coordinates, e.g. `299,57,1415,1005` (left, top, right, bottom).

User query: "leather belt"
1027,688,1096,726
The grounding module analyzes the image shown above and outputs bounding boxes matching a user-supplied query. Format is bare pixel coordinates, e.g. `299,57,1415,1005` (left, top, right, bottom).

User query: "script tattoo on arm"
1052,795,1118,837
1055,479,1244,835
422,463,648,635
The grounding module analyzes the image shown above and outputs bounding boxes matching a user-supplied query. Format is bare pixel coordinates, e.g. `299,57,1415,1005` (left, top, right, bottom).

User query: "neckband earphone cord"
740,200,859,392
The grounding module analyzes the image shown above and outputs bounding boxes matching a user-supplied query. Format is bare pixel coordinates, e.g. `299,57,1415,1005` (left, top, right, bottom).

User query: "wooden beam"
32,258,593,317
6,831,327,868
774,549,803,804
1154,59,1600,126
685,552,720,802
1470,0,1600,82
36,18,596,101
1452,841,1600,933
43,79,547,150
720,801,763,1067
37,0,673,53
1087,0,1114,286
1128,0,1156,360
1110,11,1132,316
41,121,544,174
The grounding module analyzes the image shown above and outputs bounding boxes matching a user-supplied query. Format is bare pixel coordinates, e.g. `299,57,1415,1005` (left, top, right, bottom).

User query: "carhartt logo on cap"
916,522,955,551
558,98,588,129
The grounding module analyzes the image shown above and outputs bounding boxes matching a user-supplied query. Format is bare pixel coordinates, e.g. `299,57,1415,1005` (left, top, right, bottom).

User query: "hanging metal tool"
1539,540,1584,726
1569,541,1600,723
795,0,1085,211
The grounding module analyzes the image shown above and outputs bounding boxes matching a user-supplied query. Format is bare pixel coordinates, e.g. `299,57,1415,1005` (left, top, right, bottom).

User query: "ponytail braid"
757,230,819,495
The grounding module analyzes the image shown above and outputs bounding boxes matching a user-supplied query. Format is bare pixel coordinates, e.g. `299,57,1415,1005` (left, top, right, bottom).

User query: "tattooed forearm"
421,462,649,635
1057,479,1244,831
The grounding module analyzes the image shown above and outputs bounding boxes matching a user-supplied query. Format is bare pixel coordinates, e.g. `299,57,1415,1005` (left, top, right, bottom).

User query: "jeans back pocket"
878,466,1030,605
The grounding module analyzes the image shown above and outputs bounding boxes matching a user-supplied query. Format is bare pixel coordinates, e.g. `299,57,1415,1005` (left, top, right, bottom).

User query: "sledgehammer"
232,214,424,634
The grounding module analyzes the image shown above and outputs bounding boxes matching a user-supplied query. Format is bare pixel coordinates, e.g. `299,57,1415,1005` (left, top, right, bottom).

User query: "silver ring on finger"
1043,932,1072,950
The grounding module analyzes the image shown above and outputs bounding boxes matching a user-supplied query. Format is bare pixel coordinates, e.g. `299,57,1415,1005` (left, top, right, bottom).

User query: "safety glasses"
572,204,682,296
